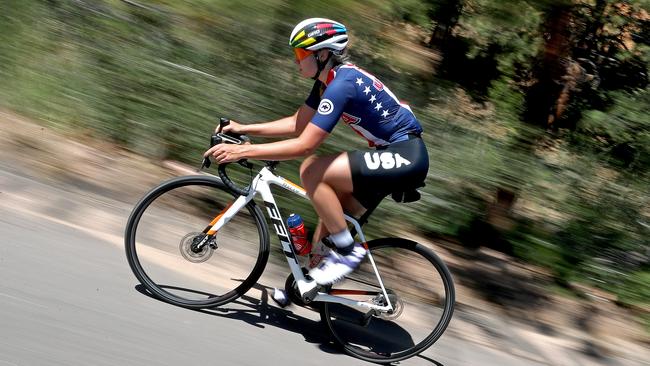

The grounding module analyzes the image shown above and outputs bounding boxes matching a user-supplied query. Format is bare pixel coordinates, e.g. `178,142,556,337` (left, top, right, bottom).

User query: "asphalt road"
0,168,637,366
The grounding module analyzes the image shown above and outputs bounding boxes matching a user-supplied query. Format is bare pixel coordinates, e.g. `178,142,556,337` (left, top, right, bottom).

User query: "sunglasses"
293,48,314,62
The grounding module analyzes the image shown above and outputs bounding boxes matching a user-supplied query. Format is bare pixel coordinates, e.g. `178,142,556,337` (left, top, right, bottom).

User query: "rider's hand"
203,143,250,164
216,120,246,135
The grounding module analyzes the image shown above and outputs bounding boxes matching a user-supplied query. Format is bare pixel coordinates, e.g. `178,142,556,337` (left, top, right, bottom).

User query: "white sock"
329,229,354,250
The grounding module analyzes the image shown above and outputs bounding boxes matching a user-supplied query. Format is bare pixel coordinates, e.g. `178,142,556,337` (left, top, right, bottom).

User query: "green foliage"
387,0,431,25
0,0,648,310
457,0,543,55
579,89,650,170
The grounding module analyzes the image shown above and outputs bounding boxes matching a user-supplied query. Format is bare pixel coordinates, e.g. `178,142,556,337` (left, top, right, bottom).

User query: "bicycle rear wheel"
125,175,269,309
320,238,454,363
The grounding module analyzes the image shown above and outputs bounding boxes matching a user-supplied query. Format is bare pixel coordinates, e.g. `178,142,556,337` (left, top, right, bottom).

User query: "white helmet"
289,18,348,53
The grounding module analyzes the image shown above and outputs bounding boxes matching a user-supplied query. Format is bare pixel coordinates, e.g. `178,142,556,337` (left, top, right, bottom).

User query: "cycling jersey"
305,64,423,147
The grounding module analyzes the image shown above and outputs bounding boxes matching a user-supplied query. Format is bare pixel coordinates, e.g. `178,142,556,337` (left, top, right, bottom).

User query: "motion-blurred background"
1,0,648,364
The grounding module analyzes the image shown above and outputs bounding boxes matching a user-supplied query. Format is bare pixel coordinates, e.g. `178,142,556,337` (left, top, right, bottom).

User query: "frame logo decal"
264,201,298,261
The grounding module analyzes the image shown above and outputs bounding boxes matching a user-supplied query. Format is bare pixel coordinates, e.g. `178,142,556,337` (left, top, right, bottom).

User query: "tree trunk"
428,0,464,48
524,4,574,127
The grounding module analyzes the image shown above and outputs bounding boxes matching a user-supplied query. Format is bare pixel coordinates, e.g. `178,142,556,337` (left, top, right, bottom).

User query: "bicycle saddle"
391,183,425,203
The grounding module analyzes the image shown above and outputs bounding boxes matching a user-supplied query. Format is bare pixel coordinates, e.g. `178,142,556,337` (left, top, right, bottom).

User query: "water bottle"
287,214,312,256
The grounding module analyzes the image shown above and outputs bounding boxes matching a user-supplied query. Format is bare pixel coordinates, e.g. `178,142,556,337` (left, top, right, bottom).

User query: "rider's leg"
311,191,366,245
300,153,367,284
300,153,352,236
301,153,366,251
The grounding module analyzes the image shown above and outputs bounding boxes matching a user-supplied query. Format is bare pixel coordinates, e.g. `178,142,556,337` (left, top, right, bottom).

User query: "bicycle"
124,119,455,363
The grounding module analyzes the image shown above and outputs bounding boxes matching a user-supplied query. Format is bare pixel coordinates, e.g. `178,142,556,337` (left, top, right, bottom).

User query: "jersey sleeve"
304,80,323,110
310,77,356,133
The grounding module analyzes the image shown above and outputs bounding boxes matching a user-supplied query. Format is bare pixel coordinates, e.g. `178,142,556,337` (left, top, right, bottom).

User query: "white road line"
0,292,49,309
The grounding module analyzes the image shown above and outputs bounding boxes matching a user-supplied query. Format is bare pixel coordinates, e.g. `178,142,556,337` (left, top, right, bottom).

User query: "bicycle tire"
125,175,269,309
319,237,455,363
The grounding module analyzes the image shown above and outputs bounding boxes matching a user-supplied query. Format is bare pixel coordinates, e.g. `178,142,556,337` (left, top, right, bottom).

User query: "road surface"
0,167,643,366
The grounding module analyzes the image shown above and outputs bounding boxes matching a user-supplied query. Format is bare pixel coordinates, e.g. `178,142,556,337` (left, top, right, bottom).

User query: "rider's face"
296,52,318,78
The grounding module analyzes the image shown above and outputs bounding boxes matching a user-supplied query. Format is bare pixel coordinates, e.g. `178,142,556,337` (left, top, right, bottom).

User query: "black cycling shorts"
348,135,429,209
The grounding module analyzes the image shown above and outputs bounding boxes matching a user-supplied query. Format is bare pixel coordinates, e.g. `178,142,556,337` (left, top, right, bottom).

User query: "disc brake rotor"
179,232,215,263
374,290,404,320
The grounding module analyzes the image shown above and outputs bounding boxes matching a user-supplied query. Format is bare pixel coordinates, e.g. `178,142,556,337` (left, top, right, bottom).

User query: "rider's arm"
239,104,316,138
239,78,354,160
240,123,328,161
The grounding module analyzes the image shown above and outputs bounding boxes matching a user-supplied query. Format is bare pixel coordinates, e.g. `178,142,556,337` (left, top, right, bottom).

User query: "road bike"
124,120,455,363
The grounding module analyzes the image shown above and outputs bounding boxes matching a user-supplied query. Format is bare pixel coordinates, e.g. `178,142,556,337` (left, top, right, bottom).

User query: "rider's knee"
299,155,320,187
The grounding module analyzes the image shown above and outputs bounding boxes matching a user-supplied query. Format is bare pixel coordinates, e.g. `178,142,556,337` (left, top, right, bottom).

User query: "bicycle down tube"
205,166,394,312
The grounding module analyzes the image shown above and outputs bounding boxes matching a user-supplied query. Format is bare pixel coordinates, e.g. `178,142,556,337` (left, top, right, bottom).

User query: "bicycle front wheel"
320,237,455,363
125,175,269,309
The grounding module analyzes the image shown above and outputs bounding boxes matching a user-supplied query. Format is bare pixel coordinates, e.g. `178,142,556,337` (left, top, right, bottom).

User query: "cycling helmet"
289,18,348,53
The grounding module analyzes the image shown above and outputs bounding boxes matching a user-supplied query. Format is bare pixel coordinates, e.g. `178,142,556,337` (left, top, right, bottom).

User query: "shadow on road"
134,283,446,365
135,283,341,356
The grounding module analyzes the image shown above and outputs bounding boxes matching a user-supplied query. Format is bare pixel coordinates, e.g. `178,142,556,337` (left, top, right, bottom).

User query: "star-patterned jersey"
305,64,423,147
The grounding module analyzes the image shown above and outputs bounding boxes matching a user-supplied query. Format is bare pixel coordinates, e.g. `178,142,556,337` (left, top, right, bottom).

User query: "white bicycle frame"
207,166,394,312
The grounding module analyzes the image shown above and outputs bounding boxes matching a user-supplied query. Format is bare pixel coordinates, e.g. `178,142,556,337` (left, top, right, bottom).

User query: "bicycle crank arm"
297,278,319,303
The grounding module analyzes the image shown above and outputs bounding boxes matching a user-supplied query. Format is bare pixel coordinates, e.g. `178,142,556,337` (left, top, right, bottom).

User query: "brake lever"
199,118,251,171
199,156,211,171
198,133,222,172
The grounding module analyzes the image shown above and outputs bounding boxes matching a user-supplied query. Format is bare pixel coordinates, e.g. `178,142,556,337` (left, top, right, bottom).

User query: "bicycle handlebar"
201,117,262,196
217,163,250,196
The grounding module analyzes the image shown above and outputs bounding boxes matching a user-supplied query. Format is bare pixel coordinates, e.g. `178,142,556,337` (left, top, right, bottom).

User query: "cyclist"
204,18,429,285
